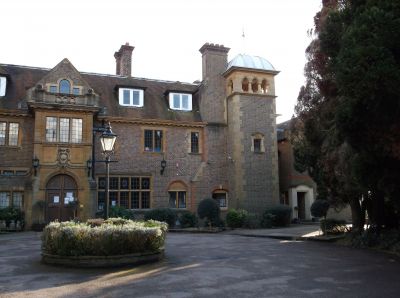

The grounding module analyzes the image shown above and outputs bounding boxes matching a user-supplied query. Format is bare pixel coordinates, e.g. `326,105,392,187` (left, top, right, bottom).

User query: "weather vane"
242,26,246,53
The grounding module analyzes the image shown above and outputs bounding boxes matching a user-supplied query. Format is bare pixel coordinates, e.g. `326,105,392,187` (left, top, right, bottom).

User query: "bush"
0,207,24,225
178,211,198,228
41,219,167,256
263,205,292,227
95,206,135,220
320,218,348,234
144,208,177,227
197,198,220,227
261,213,275,228
226,209,248,229
310,200,330,218
243,213,261,229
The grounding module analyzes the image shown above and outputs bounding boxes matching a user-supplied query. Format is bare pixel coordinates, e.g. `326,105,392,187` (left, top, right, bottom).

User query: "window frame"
45,116,83,143
168,93,192,111
118,88,144,107
251,133,265,153
0,121,20,147
212,190,228,210
0,76,6,96
143,129,164,153
59,79,71,94
190,131,201,154
97,176,151,210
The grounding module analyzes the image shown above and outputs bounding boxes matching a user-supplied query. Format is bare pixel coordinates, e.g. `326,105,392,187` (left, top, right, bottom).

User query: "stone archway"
45,174,78,222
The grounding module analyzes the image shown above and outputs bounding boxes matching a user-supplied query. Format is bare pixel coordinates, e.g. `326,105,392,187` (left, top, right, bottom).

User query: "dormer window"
118,88,144,107
0,77,6,96
59,79,71,94
169,93,192,111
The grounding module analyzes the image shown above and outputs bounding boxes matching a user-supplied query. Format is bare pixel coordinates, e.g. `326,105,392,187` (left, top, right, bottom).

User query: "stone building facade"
0,42,280,228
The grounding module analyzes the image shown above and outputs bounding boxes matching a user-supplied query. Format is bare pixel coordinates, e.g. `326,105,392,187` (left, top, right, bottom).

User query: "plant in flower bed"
42,218,167,257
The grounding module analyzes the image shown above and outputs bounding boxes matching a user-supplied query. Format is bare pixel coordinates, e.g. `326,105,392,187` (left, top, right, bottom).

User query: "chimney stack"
114,42,135,76
199,43,230,81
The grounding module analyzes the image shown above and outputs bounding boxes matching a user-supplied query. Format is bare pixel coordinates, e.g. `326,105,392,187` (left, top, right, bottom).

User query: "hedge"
42,219,167,257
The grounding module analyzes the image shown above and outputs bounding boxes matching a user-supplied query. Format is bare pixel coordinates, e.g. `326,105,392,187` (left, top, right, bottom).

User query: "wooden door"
46,174,77,223
297,192,306,220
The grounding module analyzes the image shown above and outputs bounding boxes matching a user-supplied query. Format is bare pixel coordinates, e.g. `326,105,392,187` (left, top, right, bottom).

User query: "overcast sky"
1,0,321,122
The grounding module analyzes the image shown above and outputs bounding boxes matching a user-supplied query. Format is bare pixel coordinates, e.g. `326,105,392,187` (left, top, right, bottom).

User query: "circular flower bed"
41,218,167,267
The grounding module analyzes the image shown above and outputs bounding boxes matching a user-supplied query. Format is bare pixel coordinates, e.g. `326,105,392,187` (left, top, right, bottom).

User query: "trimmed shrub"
310,200,330,219
144,208,177,227
197,198,220,227
42,219,167,257
320,218,348,234
263,205,292,227
0,207,24,226
95,206,135,220
243,213,261,229
226,209,248,229
261,213,275,228
178,211,198,228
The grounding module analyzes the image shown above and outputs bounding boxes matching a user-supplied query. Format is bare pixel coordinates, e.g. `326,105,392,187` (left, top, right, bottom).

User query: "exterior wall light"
32,157,40,176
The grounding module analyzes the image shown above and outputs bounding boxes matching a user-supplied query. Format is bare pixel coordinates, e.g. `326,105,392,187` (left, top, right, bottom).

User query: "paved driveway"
1,232,400,298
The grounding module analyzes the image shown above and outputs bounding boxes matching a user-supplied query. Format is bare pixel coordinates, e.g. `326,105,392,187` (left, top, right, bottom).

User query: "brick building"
277,120,316,220
0,42,280,228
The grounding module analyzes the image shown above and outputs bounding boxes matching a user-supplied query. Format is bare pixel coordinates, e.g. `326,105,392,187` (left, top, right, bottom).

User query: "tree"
293,0,400,233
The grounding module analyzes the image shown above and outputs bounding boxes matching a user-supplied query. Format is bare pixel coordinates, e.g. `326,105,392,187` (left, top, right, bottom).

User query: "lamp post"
99,124,117,220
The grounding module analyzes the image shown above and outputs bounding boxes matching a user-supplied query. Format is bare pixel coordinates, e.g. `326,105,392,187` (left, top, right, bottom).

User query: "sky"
1,0,321,122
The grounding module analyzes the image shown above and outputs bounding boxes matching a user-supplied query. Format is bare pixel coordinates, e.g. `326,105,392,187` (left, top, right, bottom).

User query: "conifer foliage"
293,0,400,233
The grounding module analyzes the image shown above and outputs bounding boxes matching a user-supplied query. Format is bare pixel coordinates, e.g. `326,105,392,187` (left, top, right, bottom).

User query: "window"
251,78,258,93
251,133,265,153
144,129,163,152
190,131,200,153
45,117,83,143
73,87,80,95
0,122,19,146
49,85,57,93
0,192,10,208
169,191,186,208
71,119,82,143
169,93,192,111
12,192,23,209
242,78,249,92
0,76,6,96
118,88,144,107
212,190,228,209
0,122,5,145
59,79,71,94
59,118,70,142
168,181,187,209
254,138,261,152
97,176,151,210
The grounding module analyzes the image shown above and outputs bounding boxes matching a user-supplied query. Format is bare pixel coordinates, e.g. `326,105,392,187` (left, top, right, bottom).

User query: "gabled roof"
0,63,202,123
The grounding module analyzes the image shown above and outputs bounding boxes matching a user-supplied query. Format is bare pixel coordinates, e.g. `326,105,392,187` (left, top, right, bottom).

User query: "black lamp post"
99,124,117,220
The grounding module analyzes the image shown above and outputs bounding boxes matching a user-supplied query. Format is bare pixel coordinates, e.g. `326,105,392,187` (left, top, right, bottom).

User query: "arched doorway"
46,174,78,222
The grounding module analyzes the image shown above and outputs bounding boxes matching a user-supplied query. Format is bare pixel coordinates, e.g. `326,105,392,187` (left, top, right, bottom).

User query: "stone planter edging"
42,248,164,268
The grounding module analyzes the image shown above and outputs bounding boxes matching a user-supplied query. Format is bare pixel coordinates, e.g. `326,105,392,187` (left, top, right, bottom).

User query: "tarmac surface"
1,227,400,298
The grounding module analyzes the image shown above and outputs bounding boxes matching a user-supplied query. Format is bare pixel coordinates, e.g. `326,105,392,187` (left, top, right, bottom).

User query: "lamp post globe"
99,124,117,220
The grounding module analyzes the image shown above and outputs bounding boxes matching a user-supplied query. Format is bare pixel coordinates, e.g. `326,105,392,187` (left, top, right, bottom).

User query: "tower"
224,54,280,213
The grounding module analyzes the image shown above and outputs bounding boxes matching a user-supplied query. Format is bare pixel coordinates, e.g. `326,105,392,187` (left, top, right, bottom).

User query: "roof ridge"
0,63,199,86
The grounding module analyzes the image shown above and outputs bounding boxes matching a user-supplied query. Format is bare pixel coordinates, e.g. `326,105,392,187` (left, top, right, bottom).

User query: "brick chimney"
199,43,230,81
114,42,135,76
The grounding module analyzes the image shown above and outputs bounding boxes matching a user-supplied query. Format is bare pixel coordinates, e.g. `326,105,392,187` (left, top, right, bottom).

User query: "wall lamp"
160,157,167,175
86,159,92,177
32,157,40,176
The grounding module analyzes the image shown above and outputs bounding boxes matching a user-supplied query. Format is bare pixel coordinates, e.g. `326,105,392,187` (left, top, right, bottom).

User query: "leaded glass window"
46,117,57,142
59,79,71,94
